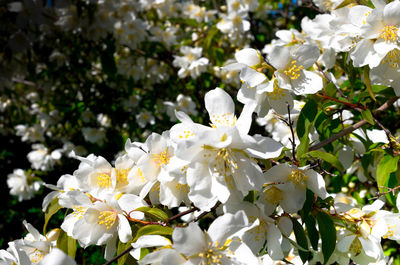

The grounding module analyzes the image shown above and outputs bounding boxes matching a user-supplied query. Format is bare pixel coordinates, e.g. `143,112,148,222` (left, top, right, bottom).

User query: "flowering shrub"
1,0,400,264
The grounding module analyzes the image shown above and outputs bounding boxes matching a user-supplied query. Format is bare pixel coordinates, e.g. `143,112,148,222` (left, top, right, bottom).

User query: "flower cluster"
2,0,400,264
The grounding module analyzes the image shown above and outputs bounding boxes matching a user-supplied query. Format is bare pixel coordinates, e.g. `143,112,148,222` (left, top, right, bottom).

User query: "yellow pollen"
98,211,117,229
137,168,146,182
284,60,303,79
115,168,129,185
382,49,400,68
268,80,286,100
97,173,111,188
288,169,308,188
175,183,190,193
211,113,236,128
153,149,171,166
72,206,87,219
380,25,399,42
349,237,362,255
264,186,283,204
30,249,45,263
383,224,396,239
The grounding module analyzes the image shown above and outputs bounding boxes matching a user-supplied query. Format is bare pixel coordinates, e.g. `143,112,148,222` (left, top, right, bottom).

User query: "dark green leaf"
134,207,169,222
296,100,318,157
304,214,319,251
316,211,336,264
292,218,310,263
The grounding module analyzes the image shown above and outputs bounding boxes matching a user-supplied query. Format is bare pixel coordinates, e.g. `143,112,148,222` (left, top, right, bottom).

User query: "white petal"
132,235,171,248
172,222,206,256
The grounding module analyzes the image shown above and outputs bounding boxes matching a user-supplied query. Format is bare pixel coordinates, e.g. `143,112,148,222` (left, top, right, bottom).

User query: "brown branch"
167,206,200,224
316,93,366,111
193,201,221,222
103,246,133,265
309,96,399,151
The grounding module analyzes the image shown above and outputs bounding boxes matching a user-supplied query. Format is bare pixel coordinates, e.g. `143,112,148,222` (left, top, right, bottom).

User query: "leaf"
363,66,376,101
133,225,173,242
117,239,134,265
304,214,319,251
334,0,355,10
376,154,399,193
377,154,399,205
324,82,337,98
316,211,336,264
303,150,345,172
43,198,62,235
292,218,310,263
300,189,314,220
361,109,375,125
296,100,318,157
56,229,77,259
134,207,169,222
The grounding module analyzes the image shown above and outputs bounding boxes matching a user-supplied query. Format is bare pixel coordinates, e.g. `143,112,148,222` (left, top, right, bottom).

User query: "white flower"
60,191,147,260
258,163,328,215
268,44,323,95
170,87,283,210
173,46,209,79
7,169,42,202
82,127,106,145
136,110,155,128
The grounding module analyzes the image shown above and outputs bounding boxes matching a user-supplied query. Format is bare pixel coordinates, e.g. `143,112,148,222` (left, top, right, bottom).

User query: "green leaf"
133,225,173,242
377,154,400,205
300,189,314,220
56,229,77,259
363,66,376,101
43,198,62,235
303,150,345,172
134,207,169,222
304,214,319,251
324,82,338,98
316,211,336,264
361,109,375,125
292,218,310,263
117,239,134,265
334,0,355,9
296,100,318,157
376,154,399,193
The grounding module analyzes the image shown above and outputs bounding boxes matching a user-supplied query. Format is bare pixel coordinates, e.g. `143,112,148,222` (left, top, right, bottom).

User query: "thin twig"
167,206,199,224
193,201,221,222
103,246,133,265
309,96,399,151
315,62,348,100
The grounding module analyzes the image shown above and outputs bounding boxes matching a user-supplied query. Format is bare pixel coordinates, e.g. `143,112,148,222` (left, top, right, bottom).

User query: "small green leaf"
133,225,173,242
334,0,355,9
300,189,314,220
316,211,336,264
56,229,77,259
43,198,62,235
134,207,169,222
303,150,345,172
361,109,375,125
292,218,310,263
324,83,338,98
363,66,376,101
296,100,318,157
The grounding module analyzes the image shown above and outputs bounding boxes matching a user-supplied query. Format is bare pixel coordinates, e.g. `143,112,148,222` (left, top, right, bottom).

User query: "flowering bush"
1,0,400,264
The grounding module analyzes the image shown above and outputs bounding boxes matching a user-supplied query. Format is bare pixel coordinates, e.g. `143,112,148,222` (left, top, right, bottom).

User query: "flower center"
210,112,236,127
380,25,399,42
288,170,308,188
349,237,362,255
98,211,117,229
268,80,286,100
382,49,400,68
198,240,232,265
153,149,171,166
115,168,129,185
97,173,111,188
284,60,303,80
264,185,283,204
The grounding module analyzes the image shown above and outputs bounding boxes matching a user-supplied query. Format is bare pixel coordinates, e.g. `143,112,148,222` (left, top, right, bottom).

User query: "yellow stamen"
380,25,399,42
98,211,117,229
284,60,303,79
